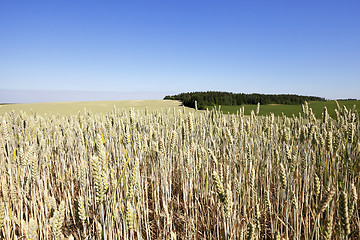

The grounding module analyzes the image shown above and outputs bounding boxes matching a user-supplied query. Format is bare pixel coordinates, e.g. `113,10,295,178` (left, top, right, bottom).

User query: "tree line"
164,91,325,109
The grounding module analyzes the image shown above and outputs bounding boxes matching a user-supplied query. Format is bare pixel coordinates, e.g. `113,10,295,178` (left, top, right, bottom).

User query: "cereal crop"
0,102,359,239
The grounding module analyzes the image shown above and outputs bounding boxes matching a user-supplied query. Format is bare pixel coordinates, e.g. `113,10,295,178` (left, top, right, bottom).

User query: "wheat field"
0,100,193,116
0,102,359,239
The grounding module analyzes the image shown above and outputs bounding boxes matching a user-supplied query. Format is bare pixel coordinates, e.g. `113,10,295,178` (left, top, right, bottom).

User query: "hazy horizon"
1,89,358,104
0,89,175,104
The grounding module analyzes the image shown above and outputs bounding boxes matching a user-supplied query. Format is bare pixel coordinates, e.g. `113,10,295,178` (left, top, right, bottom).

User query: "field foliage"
0,102,359,239
208,100,360,118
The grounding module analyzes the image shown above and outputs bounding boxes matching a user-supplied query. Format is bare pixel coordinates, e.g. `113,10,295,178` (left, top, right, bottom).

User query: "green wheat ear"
351,182,358,203
96,220,102,238
313,173,320,197
212,171,225,202
0,201,5,228
224,184,232,218
318,188,335,215
126,201,136,230
78,196,87,223
91,155,105,204
28,218,38,240
323,209,334,240
279,163,287,189
339,191,350,236
246,222,255,240
1,179,9,204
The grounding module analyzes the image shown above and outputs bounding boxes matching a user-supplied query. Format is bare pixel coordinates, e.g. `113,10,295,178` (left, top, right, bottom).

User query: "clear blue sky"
1,0,360,102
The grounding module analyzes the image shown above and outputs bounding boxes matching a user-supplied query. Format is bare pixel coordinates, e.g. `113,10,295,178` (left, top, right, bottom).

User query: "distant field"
0,100,194,115
207,100,360,118
1,100,358,118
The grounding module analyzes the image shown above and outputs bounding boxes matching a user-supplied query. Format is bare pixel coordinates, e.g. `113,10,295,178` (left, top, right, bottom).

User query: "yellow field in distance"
0,100,194,115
